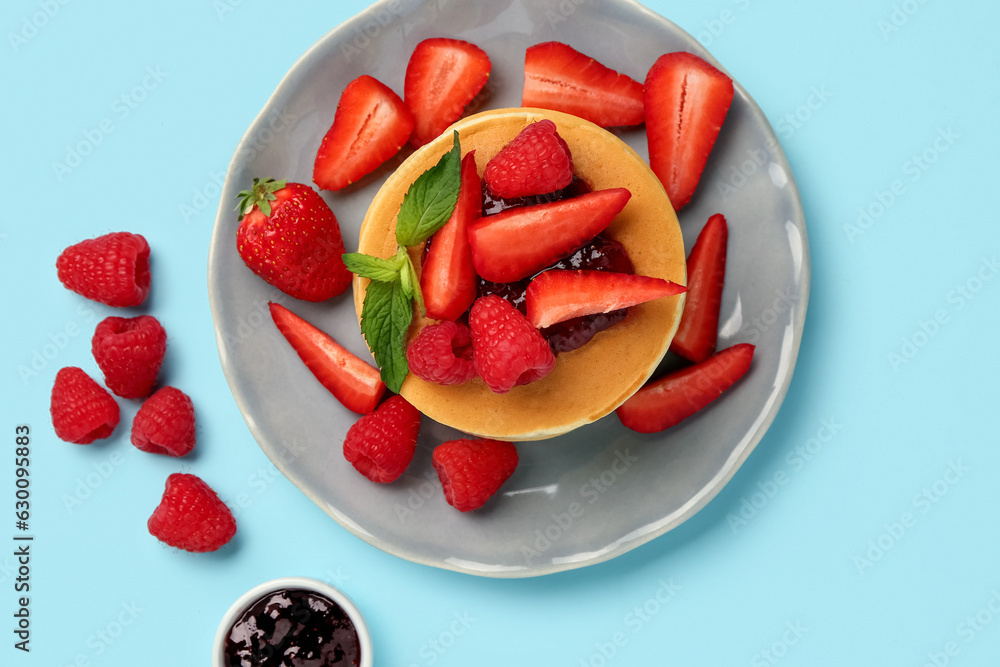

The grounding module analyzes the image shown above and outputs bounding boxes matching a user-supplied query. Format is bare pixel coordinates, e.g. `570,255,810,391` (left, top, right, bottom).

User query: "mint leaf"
343,249,407,283
360,279,412,393
395,131,462,247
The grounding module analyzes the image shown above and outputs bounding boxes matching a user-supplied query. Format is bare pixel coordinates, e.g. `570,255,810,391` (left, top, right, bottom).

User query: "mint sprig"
345,132,463,393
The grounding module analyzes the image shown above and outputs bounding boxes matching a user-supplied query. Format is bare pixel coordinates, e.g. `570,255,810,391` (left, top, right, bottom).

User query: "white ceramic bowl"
212,577,373,667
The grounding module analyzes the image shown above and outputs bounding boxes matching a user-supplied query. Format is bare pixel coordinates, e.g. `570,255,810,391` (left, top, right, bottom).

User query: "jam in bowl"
213,577,372,667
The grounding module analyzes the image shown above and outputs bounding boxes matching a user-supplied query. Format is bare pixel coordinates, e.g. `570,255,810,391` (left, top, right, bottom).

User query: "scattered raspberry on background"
50,367,120,444
469,295,555,393
91,315,167,398
483,119,574,199
56,232,151,307
406,320,477,385
131,387,196,457
343,395,421,483
147,473,236,553
432,438,519,512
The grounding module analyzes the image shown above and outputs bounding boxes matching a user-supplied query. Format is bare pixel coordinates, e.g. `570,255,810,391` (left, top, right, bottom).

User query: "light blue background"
3,0,999,665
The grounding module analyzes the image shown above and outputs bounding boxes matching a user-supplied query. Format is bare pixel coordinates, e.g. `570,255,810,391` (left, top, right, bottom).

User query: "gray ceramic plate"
208,0,808,577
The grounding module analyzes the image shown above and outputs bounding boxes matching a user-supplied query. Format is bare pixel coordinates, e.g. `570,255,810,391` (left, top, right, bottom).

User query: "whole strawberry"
433,438,519,511
91,315,167,398
56,231,151,307
131,387,196,457
148,473,236,553
342,395,421,483
236,179,352,301
50,367,120,444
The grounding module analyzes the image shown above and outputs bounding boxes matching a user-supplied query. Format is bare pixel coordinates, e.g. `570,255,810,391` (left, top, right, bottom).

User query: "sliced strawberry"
468,188,631,283
644,52,734,210
313,75,414,191
616,343,754,433
670,214,728,363
405,38,491,147
525,270,686,329
522,41,644,127
421,151,481,321
269,302,386,414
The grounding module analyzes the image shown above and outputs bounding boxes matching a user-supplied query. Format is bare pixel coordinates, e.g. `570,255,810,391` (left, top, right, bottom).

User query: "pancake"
353,108,686,441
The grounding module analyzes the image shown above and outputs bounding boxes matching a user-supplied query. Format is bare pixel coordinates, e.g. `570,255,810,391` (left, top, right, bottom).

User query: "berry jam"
224,588,360,667
481,175,592,216
478,177,635,354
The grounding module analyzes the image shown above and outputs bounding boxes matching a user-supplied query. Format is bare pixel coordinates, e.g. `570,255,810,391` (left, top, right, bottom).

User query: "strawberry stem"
236,178,287,220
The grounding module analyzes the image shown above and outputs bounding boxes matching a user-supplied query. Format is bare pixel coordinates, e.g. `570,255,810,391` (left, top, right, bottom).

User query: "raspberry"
483,119,574,199
432,438,519,512
91,315,167,398
343,395,421,483
469,295,555,393
56,232,151,307
406,321,477,385
131,387,196,457
147,473,236,553
50,367,120,444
